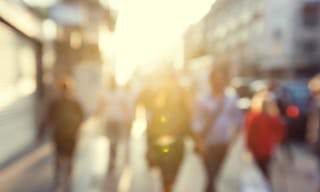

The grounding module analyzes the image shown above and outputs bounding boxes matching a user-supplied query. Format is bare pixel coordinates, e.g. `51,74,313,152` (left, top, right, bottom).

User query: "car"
231,77,269,111
274,79,312,142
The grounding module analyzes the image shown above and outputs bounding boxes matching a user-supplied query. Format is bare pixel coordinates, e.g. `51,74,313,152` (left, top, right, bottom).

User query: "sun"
100,0,216,85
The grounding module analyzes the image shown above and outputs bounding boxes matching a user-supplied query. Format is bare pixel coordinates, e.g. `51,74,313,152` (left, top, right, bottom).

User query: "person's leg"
108,122,120,172
163,183,174,192
162,170,175,192
203,147,215,192
122,123,131,165
109,140,117,172
161,143,184,192
53,156,61,190
61,137,77,192
210,145,228,192
255,158,270,180
65,156,73,192
204,144,228,192
106,122,117,173
53,148,63,191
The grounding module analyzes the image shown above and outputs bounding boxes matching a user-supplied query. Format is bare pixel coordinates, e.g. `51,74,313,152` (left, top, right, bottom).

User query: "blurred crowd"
39,64,320,192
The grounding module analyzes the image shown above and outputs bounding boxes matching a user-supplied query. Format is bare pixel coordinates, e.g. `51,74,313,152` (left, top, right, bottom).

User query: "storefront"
0,2,42,166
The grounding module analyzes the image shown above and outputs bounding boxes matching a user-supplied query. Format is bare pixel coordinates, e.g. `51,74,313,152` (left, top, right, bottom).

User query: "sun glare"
102,0,215,84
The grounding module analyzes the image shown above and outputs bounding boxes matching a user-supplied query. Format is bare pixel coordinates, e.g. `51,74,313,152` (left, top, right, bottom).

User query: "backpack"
49,97,84,137
146,86,191,143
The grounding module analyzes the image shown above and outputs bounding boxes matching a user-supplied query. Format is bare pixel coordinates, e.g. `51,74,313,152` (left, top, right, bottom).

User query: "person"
138,67,192,192
101,76,134,173
308,74,320,156
40,76,84,192
192,65,242,192
244,80,277,131
245,92,286,179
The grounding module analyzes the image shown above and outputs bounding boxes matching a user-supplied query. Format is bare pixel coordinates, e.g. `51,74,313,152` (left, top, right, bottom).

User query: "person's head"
55,75,74,96
261,93,279,116
266,78,278,92
309,74,320,97
250,91,265,113
209,65,229,95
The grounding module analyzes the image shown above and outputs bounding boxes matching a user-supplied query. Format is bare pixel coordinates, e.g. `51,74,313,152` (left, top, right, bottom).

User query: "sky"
110,0,215,84
22,0,216,84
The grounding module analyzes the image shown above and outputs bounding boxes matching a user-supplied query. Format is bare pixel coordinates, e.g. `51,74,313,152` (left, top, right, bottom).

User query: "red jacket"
245,112,286,160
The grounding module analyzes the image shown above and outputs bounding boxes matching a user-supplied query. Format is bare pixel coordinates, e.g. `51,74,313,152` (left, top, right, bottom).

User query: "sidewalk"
127,134,270,192
0,111,207,192
127,108,206,192
0,142,54,192
0,114,269,192
217,134,270,192
127,113,270,192
0,116,113,192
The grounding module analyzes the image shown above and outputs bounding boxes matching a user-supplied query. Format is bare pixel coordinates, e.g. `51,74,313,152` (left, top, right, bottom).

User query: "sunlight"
98,25,114,60
111,0,216,84
131,106,147,139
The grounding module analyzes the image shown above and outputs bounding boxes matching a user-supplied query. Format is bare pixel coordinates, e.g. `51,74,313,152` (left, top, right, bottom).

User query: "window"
302,2,320,27
0,23,37,108
302,40,317,55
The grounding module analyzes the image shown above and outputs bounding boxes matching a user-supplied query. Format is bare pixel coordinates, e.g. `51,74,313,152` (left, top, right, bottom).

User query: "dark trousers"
254,158,270,180
106,121,122,172
203,144,228,192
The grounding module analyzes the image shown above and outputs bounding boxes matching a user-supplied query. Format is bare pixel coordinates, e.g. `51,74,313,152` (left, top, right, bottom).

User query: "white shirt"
192,88,243,145
104,88,135,123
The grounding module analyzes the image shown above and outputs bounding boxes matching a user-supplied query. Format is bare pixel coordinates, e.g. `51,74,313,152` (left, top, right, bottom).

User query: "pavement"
0,108,269,192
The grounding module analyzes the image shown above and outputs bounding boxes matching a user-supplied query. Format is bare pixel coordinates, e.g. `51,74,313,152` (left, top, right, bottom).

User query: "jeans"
203,144,228,192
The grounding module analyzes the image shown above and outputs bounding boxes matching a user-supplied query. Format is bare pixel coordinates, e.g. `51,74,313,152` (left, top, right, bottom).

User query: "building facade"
0,0,43,167
47,0,116,115
194,0,320,77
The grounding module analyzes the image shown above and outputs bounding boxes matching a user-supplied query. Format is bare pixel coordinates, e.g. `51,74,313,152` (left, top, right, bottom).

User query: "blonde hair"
309,74,320,94
251,89,280,117
250,90,267,112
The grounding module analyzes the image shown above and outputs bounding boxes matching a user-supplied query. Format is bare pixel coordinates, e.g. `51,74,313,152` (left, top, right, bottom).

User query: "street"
0,112,268,192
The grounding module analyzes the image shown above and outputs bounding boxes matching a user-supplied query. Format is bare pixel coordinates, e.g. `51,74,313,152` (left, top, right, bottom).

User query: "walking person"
102,77,133,173
192,65,243,192
245,92,286,179
138,67,192,192
40,76,84,192
308,74,320,156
